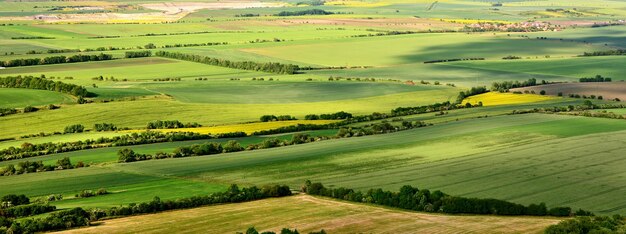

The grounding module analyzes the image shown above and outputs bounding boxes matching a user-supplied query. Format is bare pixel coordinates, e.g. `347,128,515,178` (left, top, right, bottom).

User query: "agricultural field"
58,195,562,234
512,82,626,101
1,0,625,233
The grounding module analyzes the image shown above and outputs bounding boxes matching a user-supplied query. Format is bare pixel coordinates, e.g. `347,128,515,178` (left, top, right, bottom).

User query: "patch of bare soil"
251,17,463,30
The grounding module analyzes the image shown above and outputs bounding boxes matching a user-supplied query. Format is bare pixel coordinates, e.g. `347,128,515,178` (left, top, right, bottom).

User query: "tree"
540,90,546,95
117,148,137,163
63,124,85,134
1,194,29,207
223,140,244,153
144,43,157,49
56,157,73,169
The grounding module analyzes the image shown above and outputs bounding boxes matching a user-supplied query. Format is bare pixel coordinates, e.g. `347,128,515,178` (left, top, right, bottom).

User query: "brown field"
2,1,285,23
512,82,626,101
256,17,463,30
56,195,561,234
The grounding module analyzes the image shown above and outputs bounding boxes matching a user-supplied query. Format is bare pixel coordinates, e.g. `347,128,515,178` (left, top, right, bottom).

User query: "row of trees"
580,75,612,82
581,49,625,57
146,120,201,129
94,123,117,131
456,86,488,103
155,51,300,74
304,111,353,120
259,115,297,122
0,131,234,162
124,51,152,58
0,157,85,176
275,9,334,16
0,53,113,67
118,133,320,163
0,204,56,218
1,195,29,208
0,108,17,117
303,181,590,217
242,227,326,234
491,78,539,92
0,76,94,98
0,207,90,234
63,124,85,134
423,57,484,64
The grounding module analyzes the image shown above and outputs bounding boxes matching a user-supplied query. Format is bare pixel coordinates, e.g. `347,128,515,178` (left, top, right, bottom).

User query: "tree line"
545,215,625,234
155,51,300,74
0,156,86,176
260,115,297,122
580,75,612,82
147,120,201,129
0,53,113,67
275,9,334,16
303,181,591,217
423,58,484,64
0,184,293,234
491,78,540,92
242,227,326,234
305,111,353,120
124,50,152,58
0,76,94,98
581,49,625,57
456,86,488,103
117,133,320,163
0,131,246,162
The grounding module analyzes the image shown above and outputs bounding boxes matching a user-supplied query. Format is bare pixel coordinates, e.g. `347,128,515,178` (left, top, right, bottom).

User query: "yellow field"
58,195,561,234
125,120,340,135
324,0,389,7
463,92,557,106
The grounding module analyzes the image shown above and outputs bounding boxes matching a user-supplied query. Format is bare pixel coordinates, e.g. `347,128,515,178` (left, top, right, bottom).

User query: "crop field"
512,82,626,101
130,120,340,134
1,0,625,232
0,88,74,108
462,92,557,106
58,195,562,234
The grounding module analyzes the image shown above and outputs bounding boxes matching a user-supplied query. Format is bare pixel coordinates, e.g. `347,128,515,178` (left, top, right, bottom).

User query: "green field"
3,114,626,214
1,0,625,232
0,88,74,108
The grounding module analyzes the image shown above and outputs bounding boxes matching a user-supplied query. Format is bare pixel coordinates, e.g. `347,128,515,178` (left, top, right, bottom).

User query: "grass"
128,120,340,135
104,114,626,214
0,88,74,108
462,92,557,106
57,195,562,234
0,87,458,139
446,56,626,81
242,33,606,67
0,130,338,168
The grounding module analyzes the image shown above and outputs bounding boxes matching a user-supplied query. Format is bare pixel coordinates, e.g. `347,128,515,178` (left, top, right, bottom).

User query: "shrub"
63,124,85,134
